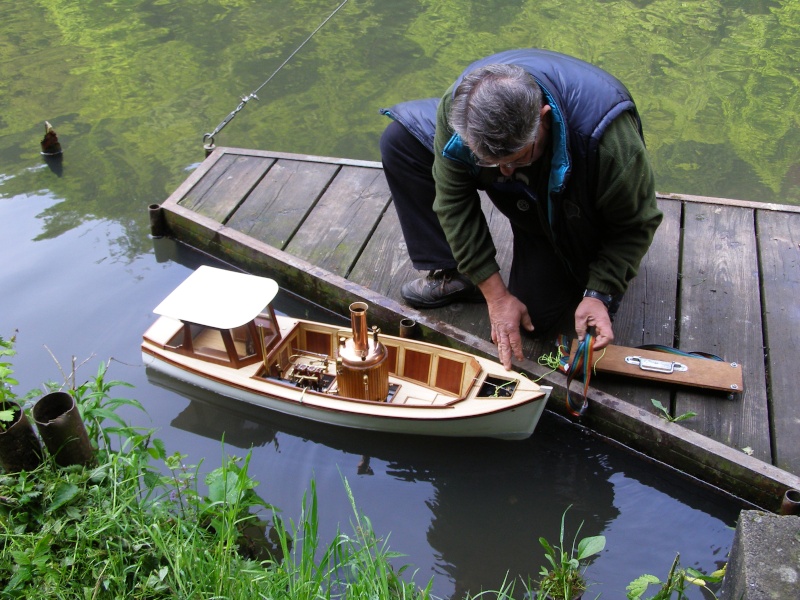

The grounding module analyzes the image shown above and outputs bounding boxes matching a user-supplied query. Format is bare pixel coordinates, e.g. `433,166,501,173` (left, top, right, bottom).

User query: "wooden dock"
152,147,800,510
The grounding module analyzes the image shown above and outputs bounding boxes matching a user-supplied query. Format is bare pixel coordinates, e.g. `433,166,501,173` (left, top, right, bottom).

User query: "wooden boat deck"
153,147,800,510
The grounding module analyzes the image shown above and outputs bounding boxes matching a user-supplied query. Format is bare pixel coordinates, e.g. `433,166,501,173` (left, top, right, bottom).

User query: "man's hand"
574,297,614,349
478,273,533,369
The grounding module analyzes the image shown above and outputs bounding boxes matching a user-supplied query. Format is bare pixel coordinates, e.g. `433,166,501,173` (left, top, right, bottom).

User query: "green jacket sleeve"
585,112,662,295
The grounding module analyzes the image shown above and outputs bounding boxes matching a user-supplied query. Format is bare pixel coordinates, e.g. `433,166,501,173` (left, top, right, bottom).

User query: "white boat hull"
141,348,548,440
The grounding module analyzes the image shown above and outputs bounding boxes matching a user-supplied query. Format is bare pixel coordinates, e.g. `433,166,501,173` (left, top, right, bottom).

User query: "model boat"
142,266,550,439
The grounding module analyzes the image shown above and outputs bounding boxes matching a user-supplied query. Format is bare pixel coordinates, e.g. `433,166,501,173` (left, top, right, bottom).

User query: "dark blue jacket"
381,49,649,287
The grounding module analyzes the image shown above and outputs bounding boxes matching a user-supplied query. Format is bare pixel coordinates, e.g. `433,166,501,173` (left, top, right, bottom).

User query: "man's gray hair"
449,64,543,160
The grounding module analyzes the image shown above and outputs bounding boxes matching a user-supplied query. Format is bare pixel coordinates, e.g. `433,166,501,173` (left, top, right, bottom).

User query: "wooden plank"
159,198,226,249
348,192,509,304
160,148,229,208
756,209,800,473
676,203,770,461
213,146,383,169
347,197,507,350
226,160,339,249
179,153,274,223
597,199,681,408
657,190,800,214
177,153,239,209
347,200,417,300
285,166,392,277
613,198,681,346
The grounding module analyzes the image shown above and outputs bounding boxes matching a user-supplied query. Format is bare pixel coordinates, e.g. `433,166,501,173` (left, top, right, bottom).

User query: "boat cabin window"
230,324,258,361
164,321,263,367
189,323,229,361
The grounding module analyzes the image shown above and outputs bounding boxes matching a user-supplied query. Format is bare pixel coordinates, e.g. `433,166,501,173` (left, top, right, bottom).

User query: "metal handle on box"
625,356,688,374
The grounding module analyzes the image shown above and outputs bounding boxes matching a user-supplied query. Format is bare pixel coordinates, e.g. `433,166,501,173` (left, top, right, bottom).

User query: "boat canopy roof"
153,265,279,330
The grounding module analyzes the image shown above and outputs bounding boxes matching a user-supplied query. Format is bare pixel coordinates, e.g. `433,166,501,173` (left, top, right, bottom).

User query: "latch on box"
625,356,688,374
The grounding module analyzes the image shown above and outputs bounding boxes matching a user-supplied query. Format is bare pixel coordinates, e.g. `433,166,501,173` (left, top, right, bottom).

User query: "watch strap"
583,289,613,308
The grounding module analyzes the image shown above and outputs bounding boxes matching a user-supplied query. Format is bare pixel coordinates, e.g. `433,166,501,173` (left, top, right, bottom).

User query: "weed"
535,505,605,599
0,333,37,431
651,399,697,423
626,553,725,599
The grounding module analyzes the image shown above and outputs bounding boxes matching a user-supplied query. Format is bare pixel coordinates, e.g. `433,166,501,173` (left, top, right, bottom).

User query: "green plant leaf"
89,464,110,483
151,437,167,460
538,536,555,556
651,398,696,423
86,407,129,428
626,574,661,599
684,573,707,587
672,411,698,422
142,469,160,490
206,465,254,507
709,566,727,581
47,483,80,513
577,535,606,560
164,452,186,470
651,398,669,417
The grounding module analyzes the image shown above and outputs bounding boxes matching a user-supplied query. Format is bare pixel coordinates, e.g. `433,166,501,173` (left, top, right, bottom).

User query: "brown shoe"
400,269,485,309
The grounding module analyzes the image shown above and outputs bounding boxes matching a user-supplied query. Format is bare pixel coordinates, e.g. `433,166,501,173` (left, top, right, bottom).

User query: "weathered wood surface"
179,154,275,222
286,166,392,276
677,204,770,462
227,159,339,249
757,210,800,472
156,147,800,510
594,198,681,408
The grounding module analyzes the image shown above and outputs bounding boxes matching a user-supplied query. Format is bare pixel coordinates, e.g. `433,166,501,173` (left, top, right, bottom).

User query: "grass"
0,358,439,599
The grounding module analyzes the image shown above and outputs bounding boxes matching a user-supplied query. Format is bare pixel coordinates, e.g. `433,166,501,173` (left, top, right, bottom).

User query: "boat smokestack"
350,302,369,359
338,302,389,401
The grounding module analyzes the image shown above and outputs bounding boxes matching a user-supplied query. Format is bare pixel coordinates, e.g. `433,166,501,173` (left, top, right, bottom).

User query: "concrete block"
720,510,800,599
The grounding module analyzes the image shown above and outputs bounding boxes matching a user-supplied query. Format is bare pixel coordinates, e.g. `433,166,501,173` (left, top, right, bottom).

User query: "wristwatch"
583,289,613,308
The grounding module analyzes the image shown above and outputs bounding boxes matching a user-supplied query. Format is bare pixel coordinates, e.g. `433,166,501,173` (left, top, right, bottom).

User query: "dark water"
4,0,792,596
0,180,742,599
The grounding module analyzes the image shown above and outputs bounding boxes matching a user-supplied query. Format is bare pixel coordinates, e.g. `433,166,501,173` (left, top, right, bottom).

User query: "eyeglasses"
475,143,535,169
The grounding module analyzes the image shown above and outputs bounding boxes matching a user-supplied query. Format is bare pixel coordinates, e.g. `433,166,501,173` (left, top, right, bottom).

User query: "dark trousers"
380,120,582,333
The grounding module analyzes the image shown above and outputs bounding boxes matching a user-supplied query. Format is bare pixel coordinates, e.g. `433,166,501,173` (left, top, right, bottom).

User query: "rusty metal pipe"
33,391,95,468
780,489,800,515
0,401,43,473
399,318,418,339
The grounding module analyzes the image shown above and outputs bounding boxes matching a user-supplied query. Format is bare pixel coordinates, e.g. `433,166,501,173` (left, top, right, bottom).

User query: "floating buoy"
40,121,63,155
